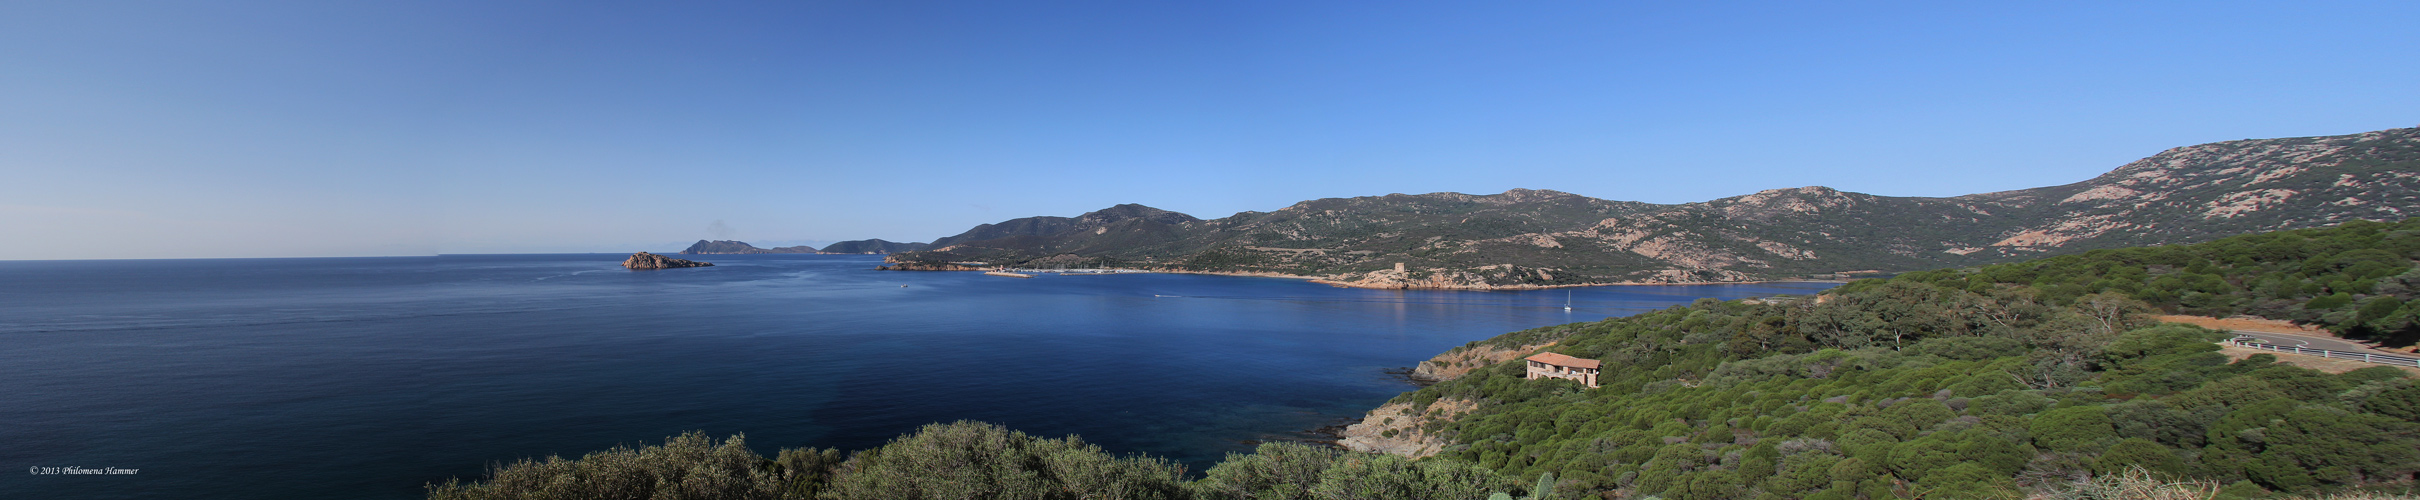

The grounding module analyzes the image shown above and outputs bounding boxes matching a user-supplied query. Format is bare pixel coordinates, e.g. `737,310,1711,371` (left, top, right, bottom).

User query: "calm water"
0,254,1833,499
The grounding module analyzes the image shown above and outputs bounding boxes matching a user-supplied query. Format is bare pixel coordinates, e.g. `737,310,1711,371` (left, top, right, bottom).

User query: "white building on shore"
1524,352,1601,388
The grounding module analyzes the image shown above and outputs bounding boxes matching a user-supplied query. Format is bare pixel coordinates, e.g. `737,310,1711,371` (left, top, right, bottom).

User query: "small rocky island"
623,252,714,270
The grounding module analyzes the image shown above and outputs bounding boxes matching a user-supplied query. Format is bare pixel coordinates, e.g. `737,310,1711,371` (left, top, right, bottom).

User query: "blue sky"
3,1,2415,259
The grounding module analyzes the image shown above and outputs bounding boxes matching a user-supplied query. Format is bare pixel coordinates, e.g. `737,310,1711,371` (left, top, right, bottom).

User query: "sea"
0,253,1835,499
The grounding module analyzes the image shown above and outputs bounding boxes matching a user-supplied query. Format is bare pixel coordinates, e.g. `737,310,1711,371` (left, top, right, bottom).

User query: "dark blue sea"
0,254,1834,499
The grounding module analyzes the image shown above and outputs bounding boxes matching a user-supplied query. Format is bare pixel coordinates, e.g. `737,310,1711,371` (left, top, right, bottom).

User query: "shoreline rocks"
623,252,714,270
874,262,986,271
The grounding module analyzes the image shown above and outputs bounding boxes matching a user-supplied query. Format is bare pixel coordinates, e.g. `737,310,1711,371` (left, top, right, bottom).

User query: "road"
2224,329,2392,353
2224,328,2420,367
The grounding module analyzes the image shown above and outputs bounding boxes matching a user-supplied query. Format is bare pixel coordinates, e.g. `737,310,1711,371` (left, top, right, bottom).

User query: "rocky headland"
1335,352,1518,455
1336,398,1475,458
623,252,714,270
1339,331,1574,456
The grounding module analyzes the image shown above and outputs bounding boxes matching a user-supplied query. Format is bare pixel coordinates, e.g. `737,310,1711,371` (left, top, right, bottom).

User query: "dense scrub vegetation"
1395,290,2418,499
427,422,1536,500
1368,219,2420,499
1871,218,2420,347
436,220,2420,499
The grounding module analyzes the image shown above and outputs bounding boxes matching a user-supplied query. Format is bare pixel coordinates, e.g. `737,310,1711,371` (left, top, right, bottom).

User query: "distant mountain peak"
1486,188,1581,204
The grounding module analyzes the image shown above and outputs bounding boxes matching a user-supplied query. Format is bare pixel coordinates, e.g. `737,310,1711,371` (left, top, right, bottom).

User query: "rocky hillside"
817,239,929,254
679,240,818,254
1961,127,2420,252
890,126,2420,288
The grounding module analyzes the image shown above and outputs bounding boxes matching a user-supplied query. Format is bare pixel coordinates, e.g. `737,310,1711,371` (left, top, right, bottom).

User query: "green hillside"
1879,218,2420,347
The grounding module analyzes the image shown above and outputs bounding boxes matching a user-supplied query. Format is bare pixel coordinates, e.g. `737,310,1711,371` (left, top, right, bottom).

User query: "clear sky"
3,1,2415,259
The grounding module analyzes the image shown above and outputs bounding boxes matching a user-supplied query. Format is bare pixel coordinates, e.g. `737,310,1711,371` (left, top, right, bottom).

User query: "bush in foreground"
426,431,794,500
428,422,1532,500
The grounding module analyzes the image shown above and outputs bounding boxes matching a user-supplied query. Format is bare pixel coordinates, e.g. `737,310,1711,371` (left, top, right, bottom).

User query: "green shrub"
2031,406,2116,453
425,431,789,500
1197,442,1340,500
1916,462,2015,499
2093,438,2185,477
1304,454,1515,500
1970,390,2052,416
820,421,1190,500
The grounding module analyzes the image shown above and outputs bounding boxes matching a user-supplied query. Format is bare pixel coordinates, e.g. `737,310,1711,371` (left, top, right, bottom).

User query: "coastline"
880,264,1849,290
1304,277,1852,290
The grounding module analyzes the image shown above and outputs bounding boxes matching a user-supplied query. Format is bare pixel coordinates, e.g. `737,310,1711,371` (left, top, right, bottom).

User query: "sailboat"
1564,290,1573,312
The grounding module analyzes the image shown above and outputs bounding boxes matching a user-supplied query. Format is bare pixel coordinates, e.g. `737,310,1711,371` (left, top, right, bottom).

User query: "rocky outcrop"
681,240,818,254
623,252,713,270
1342,341,1559,457
1411,341,1556,382
1337,398,1478,458
1316,267,1498,289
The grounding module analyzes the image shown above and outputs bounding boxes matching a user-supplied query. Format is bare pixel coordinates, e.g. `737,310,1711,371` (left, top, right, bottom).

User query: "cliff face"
680,240,818,254
887,126,2420,288
623,252,713,270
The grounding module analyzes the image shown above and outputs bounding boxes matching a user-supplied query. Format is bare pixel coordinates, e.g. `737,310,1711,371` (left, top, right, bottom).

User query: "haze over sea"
2,254,1832,499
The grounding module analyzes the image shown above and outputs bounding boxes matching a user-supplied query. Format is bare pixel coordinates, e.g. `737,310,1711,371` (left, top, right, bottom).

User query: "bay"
0,254,1833,499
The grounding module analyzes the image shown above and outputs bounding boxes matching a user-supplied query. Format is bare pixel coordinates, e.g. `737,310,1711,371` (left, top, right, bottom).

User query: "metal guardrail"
2229,337,2420,367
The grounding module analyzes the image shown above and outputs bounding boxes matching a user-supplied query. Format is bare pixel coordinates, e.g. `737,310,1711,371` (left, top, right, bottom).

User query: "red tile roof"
1525,352,1601,369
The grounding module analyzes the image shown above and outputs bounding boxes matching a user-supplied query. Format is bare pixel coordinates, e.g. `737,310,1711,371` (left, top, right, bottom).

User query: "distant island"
622,252,713,270
818,239,930,254
680,240,818,254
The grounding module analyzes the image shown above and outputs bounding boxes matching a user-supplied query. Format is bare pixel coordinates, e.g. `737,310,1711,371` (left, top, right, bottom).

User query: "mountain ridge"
888,126,2420,288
